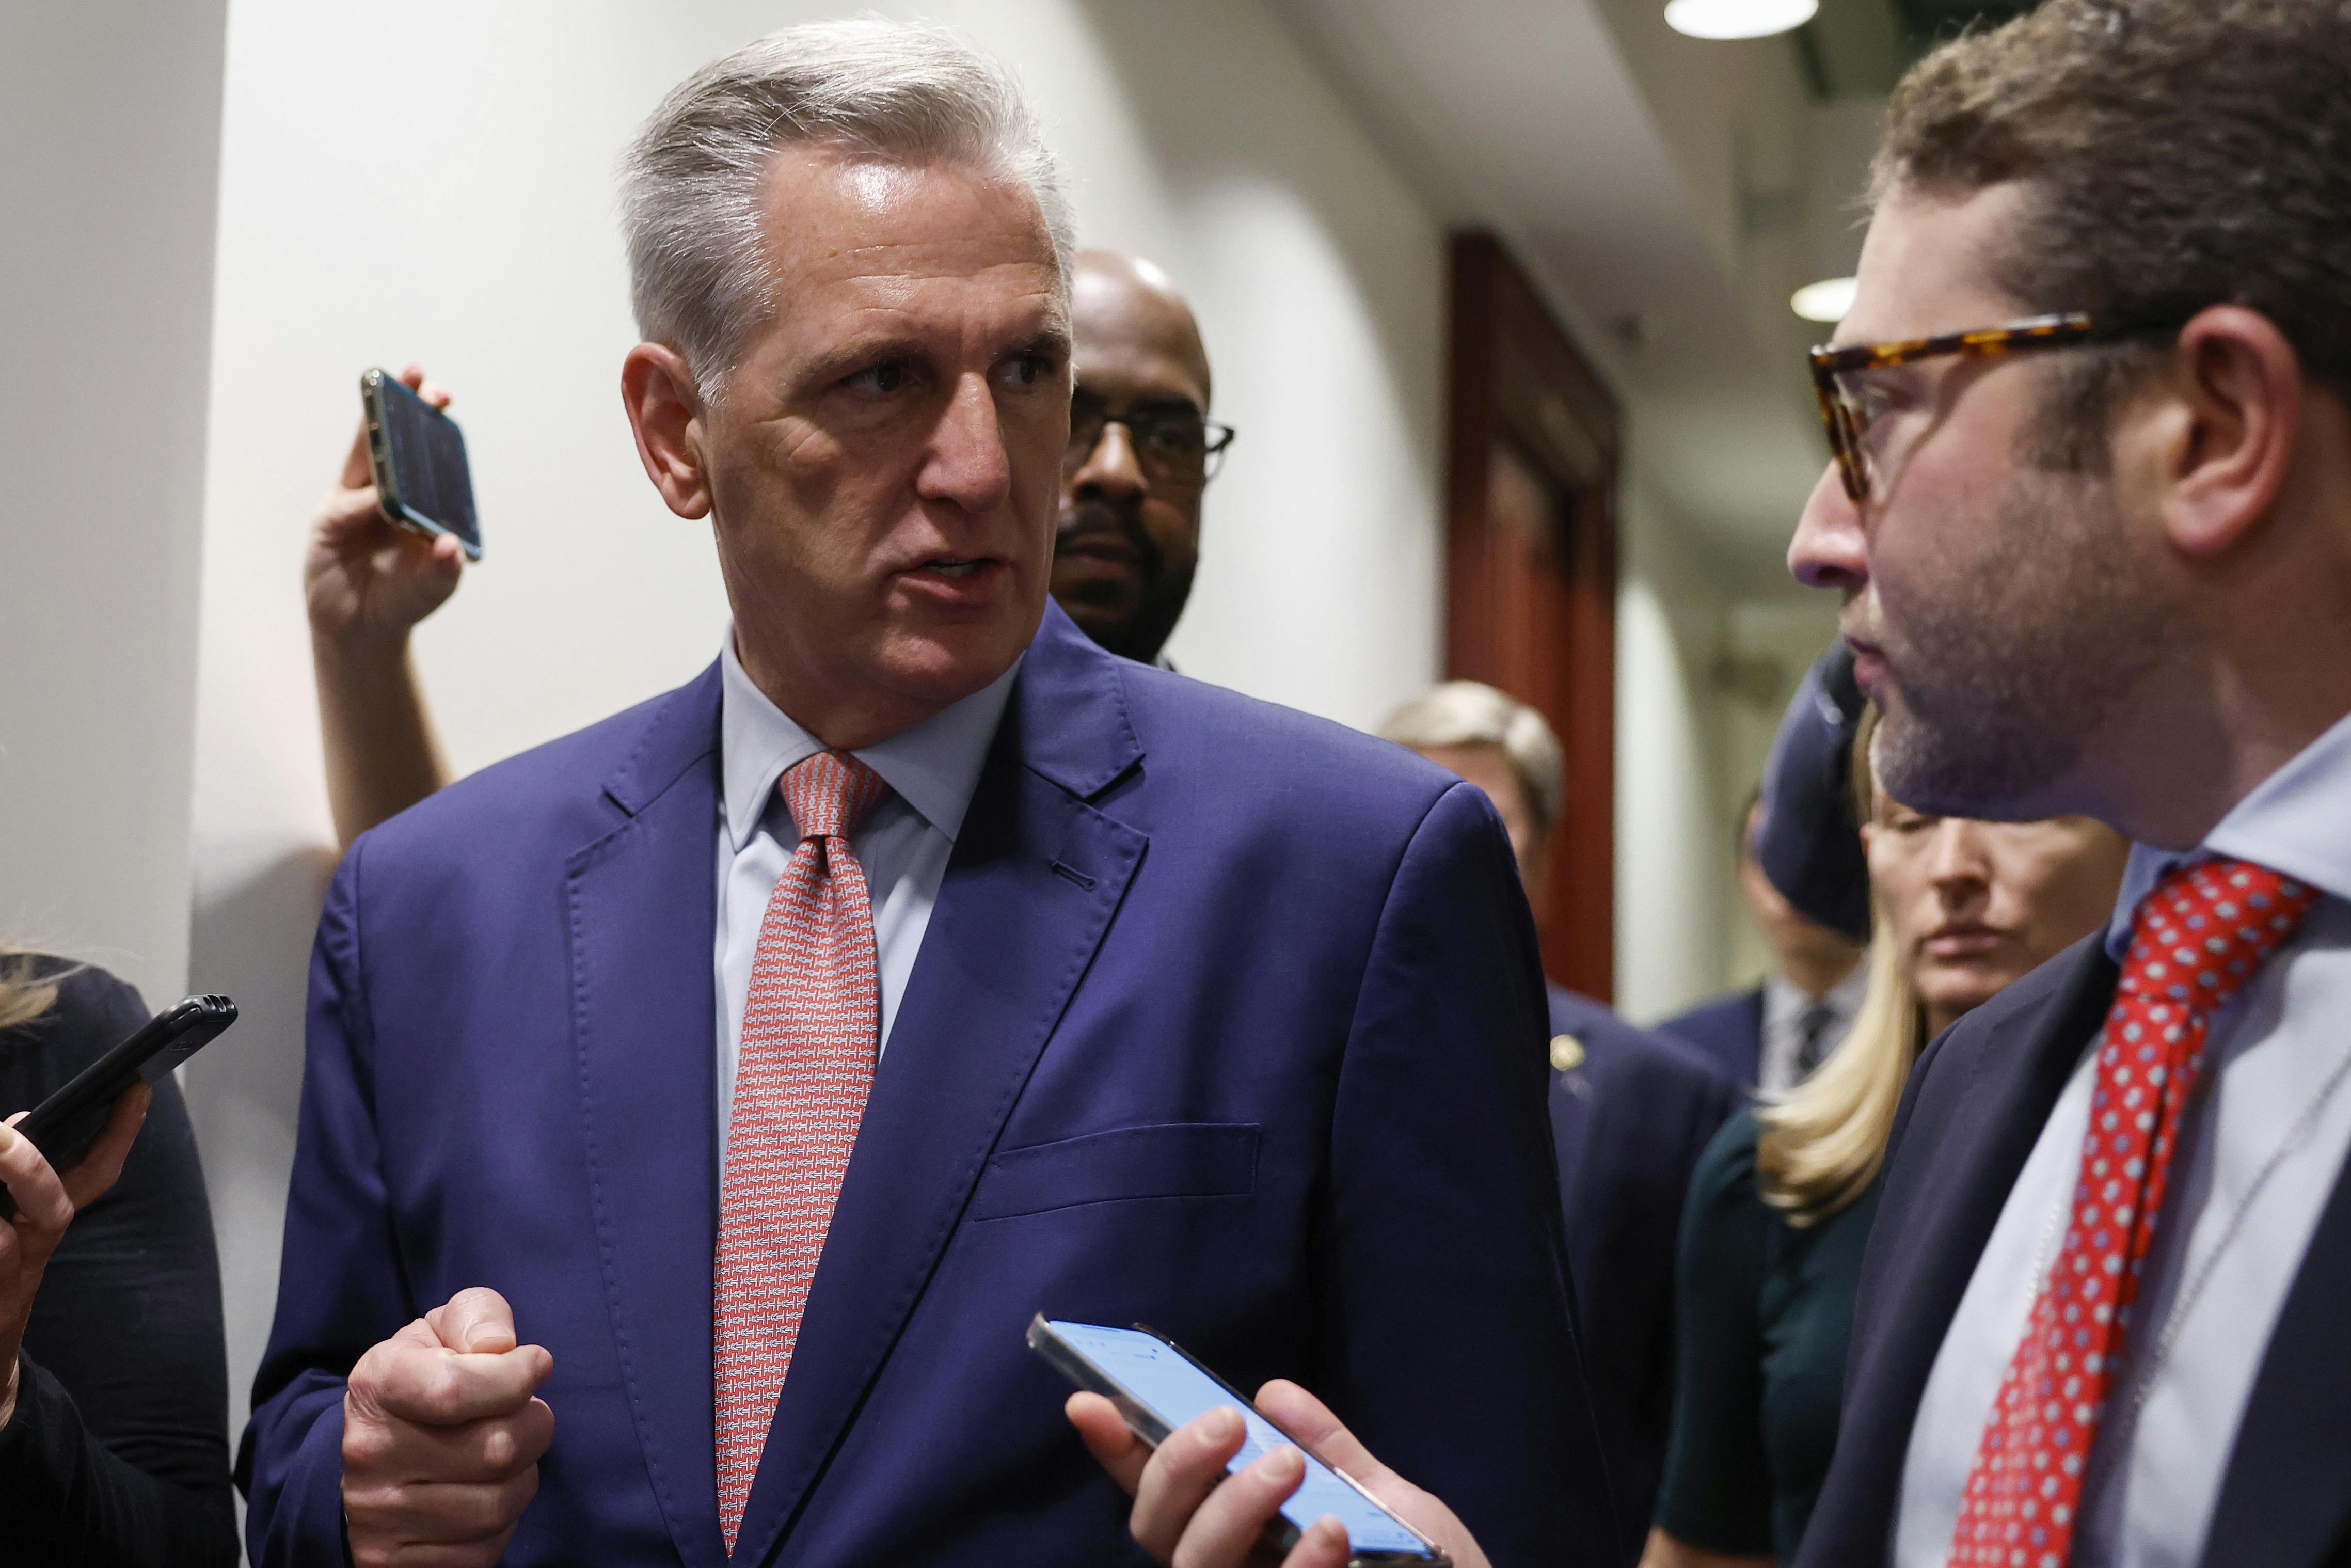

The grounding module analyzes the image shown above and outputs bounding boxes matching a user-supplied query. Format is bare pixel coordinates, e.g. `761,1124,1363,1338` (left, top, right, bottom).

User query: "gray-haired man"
1381,682,1736,1566
241,20,1613,1568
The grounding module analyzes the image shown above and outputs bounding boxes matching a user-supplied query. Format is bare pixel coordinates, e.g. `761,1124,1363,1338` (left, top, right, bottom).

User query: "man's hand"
307,363,465,651
342,1287,555,1568
0,1085,151,1428
1068,1378,1490,1568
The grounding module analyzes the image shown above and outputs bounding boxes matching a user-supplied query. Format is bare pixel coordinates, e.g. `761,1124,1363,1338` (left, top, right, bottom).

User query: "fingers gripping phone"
1030,1317,1450,1566
360,367,483,560
0,996,238,1220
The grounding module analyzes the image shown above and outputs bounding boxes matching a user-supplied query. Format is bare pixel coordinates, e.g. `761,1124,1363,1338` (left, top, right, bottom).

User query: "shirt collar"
719,631,1022,853
1763,957,1870,1026
2105,706,2351,959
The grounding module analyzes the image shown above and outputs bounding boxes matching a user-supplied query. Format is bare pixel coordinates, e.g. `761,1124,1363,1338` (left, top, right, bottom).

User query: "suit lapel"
728,606,1149,1566
2201,1145,2351,1566
566,666,728,1568
1839,936,2120,1548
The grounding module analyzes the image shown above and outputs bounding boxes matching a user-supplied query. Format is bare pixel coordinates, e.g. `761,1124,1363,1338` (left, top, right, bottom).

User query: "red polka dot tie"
714,750,891,1551
1948,858,2317,1567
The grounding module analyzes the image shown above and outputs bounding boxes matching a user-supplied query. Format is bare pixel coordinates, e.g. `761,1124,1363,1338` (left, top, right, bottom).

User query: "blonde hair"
1755,707,1926,1224
0,944,62,1034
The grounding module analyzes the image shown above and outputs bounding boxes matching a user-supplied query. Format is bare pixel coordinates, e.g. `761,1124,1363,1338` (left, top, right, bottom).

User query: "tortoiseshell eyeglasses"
1809,312,2101,502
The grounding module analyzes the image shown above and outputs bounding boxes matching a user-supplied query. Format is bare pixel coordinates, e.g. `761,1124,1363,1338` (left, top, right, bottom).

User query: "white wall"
0,0,227,1010
181,0,1447,1444
1611,493,1844,1019
1613,479,1736,1024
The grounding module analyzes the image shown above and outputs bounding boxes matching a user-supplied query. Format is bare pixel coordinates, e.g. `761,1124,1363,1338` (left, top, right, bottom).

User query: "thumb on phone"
1252,1382,1371,1476
1253,1380,1492,1568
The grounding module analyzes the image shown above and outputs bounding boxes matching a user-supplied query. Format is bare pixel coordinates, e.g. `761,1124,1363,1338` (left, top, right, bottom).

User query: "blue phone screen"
1049,1321,1435,1557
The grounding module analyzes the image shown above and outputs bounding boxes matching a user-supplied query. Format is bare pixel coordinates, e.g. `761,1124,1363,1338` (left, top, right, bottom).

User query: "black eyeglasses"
1067,400,1236,486
1810,312,2113,501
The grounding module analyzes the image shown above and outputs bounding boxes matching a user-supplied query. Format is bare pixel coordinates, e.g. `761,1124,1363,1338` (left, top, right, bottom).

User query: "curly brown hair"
1875,0,2351,464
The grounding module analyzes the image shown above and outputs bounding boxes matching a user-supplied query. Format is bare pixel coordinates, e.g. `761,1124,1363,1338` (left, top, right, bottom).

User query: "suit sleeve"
1313,781,1617,1568
237,842,415,1567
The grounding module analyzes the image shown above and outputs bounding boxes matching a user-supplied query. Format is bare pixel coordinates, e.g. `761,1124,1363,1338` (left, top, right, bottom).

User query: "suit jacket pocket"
970,1123,1260,1221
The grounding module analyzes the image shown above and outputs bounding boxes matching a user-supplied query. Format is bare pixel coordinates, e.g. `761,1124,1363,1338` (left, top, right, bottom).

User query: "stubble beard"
1055,499,1196,664
1870,463,2171,822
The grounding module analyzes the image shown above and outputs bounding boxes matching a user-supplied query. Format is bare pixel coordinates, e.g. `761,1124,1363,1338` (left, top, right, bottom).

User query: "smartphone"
1028,1316,1450,1566
359,367,483,560
0,995,238,1218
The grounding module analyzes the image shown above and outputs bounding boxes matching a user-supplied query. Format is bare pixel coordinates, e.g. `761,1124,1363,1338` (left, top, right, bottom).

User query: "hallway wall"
0,0,228,1009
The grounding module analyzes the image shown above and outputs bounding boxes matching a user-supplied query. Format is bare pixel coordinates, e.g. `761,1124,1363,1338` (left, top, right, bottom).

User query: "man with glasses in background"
1052,248,1231,669
1076,4,2351,1565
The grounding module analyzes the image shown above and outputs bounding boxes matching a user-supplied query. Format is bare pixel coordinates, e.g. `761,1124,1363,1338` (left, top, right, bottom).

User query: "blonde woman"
0,948,235,1564
1639,714,2130,1567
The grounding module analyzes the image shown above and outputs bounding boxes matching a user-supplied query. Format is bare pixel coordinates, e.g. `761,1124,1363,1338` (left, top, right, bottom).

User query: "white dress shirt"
1759,962,1869,1095
1895,708,2351,1567
713,634,1020,1157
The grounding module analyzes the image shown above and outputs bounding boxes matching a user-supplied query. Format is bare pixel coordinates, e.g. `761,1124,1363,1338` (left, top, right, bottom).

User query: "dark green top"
1652,1108,1881,1562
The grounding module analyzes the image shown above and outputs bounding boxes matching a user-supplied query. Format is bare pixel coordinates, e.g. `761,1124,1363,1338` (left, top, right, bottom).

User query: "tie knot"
2120,857,2318,1015
779,750,889,843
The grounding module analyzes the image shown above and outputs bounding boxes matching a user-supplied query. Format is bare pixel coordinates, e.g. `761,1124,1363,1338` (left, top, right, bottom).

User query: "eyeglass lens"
1067,405,1227,482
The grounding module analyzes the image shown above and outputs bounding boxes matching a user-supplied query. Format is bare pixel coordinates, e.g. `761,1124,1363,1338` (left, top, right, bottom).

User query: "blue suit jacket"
240,605,1615,1568
1796,935,2351,1568
1656,987,1765,1090
1546,987,1739,1566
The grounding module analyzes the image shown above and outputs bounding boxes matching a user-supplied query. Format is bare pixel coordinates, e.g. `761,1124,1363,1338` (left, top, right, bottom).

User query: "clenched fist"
342,1287,555,1568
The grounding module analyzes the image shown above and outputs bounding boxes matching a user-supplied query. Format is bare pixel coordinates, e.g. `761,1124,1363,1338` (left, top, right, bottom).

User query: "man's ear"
2132,305,2304,558
621,343,713,520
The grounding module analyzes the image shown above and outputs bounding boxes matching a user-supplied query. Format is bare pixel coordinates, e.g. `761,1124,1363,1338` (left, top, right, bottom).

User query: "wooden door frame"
1443,230,1622,1002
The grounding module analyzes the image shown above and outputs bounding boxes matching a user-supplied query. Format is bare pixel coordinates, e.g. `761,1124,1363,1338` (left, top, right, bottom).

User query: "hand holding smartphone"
360,367,483,560
0,996,237,1220
1034,1316,1452,1566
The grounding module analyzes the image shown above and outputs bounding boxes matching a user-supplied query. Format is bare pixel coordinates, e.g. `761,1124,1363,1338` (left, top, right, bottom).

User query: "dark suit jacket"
239,604,1615,1568
1798,934,2351,1568
1546,987,1740,1565
1657,987,1765,1090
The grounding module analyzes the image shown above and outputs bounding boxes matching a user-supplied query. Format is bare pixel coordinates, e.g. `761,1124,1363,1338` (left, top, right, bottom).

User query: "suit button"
1550,1033,1585,1072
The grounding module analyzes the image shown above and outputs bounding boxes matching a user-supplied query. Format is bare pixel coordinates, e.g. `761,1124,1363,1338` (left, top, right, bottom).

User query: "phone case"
359,368,484,561
1027,1316,1452,1567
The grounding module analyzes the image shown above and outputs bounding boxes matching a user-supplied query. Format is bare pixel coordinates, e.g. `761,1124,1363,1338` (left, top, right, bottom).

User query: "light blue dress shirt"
1896,708,2351,1567
713,634,1021,1159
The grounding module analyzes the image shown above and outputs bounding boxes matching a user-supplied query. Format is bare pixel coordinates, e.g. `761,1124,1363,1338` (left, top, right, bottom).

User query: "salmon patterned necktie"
1948,858,2318,1567
713,749,891,1552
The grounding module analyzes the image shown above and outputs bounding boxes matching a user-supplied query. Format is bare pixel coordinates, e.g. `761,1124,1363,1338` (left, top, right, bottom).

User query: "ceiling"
1271,0,1839,593
1269,0,2051,596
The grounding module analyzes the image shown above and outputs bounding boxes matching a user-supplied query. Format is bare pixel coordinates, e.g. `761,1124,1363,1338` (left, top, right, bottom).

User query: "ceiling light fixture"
1791,276,1858,323
1664,0,1820,40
